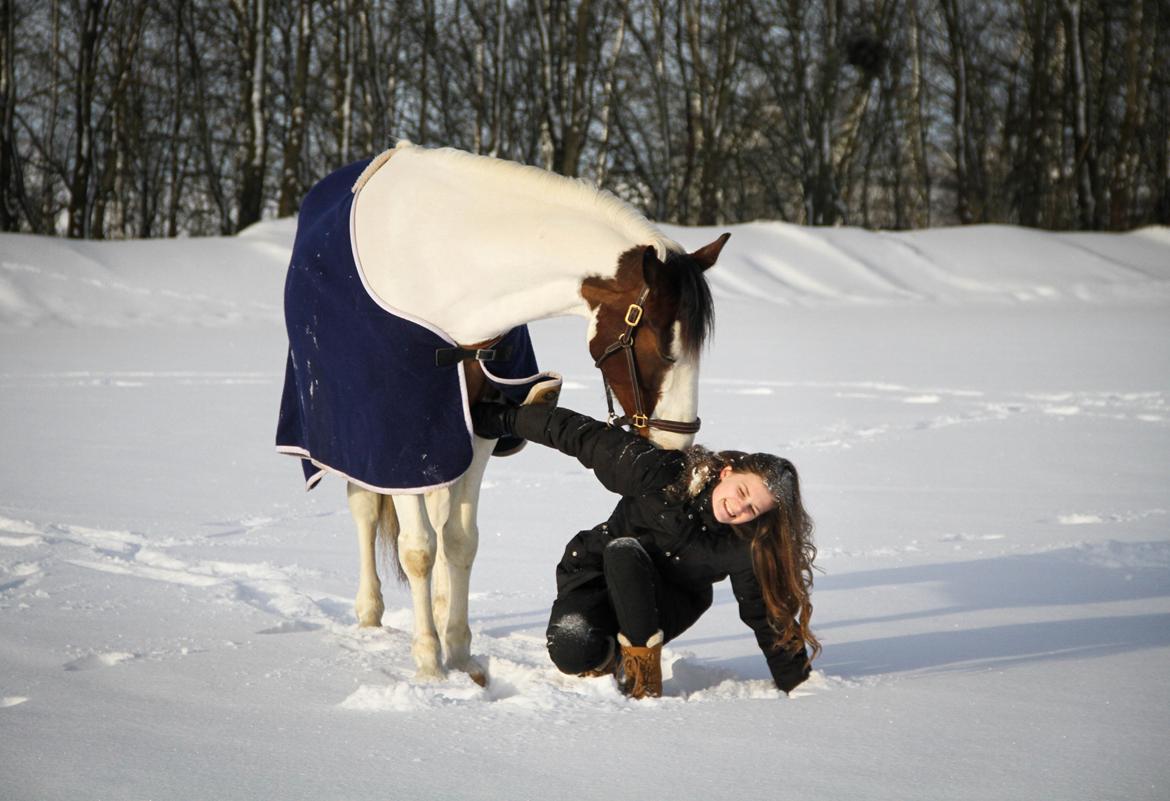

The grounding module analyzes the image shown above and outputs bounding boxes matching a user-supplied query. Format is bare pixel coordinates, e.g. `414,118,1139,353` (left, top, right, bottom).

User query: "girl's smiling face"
710,465,777,525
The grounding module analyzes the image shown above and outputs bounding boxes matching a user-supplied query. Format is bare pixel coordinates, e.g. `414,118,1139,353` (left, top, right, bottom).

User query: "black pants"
545,537,713,675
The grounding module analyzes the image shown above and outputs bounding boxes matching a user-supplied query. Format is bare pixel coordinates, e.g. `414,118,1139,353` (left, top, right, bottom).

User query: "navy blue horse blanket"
276,158,556,492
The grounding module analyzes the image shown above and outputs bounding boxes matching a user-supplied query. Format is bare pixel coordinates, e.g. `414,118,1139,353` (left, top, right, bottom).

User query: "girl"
472,401,819,699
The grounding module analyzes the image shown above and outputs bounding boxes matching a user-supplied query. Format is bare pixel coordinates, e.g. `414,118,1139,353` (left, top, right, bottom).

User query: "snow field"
1,220,1168,800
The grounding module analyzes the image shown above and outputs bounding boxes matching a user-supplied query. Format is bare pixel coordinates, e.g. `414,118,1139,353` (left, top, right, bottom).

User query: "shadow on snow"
695,540,1170,680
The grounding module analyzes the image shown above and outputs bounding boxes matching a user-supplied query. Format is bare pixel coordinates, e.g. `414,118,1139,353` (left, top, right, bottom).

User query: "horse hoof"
355,608,384,628
355,598,384,628
413,667,446,683
453,658,488,687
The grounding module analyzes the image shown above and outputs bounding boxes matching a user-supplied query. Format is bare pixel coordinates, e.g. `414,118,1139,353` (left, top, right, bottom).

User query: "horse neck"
351,147,666,344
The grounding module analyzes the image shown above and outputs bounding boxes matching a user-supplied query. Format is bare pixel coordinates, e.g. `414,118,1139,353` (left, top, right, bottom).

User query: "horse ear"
690,232,731,271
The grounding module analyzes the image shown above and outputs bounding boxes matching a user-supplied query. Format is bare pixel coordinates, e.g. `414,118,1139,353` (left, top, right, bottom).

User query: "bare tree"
1,0,37,229
278,0,313,216
232,0,268,230
65,0,111,238
3,0,1167,238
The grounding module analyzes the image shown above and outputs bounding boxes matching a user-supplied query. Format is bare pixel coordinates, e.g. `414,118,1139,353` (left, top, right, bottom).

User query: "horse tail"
376,494,408,584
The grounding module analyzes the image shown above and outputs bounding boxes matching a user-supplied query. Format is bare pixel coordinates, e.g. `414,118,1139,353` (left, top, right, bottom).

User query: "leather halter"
592,285,702,436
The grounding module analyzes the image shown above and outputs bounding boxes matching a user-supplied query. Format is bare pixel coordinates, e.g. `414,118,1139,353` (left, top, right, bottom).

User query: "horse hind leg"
392,492,444,680
347,483,387,628
438,436,494,686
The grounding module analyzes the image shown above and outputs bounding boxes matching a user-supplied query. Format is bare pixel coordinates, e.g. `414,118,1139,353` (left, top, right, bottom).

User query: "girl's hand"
470,402,515,439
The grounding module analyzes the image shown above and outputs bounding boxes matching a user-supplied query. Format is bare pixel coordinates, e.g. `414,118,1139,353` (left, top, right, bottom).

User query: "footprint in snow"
0,561,43,592
1057,513,1105,525
939,533,1007,542
1054,508,1166,526
64,651,138,671
0,534,45,547
258,620,323,635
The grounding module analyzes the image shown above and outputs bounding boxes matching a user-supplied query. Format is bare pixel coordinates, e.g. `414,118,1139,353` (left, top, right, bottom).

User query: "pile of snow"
679,222,1170,306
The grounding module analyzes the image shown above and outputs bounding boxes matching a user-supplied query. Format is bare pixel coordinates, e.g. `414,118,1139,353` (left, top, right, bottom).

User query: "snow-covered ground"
1,219,1168,800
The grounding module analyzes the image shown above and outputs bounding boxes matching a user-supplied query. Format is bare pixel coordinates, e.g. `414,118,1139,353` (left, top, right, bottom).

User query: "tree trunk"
182,10,232,234
279,0,313,217
418,0,434,144
906,0,931,226
89,2,145,239
1110,0,1153,229
941,0,973,224
338,0,355,162
489,0,505,156
0,0,35,230
165,0,187,236
236,0,268,232
1017,0,1055,227
1062,0,1097,228
67,0,108,238
559,0,595,177
594,11,625,185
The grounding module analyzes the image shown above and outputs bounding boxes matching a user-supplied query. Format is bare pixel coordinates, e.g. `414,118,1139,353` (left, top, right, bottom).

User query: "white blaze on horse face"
590,313,699,450
586,305,601,357
648,321,700,450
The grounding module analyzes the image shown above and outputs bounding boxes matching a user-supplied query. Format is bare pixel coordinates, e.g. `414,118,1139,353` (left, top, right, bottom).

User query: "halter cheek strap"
593,286,702,436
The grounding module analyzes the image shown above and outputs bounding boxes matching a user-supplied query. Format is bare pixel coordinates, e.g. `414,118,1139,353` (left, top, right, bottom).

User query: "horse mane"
389,140,711,354
391,140,681,262
662,250,715,356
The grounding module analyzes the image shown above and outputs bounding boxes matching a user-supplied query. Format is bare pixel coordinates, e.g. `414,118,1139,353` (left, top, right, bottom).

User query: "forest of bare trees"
1,0,1167,239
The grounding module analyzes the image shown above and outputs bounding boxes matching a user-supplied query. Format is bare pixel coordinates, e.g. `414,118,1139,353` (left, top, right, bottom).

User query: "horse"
277,140,728,685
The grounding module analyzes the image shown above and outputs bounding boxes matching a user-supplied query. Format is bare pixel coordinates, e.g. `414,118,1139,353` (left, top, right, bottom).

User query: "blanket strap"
434,344,514,368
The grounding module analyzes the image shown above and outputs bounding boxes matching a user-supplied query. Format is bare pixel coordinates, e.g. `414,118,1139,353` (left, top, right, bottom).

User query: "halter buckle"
631,413,649,429
624,304,643,327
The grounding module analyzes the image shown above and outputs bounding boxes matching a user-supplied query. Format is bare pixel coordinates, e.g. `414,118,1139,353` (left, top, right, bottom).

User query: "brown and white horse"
344,141,727,683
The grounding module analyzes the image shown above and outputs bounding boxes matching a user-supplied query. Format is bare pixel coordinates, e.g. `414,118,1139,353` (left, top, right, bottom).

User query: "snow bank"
2,221,1167,328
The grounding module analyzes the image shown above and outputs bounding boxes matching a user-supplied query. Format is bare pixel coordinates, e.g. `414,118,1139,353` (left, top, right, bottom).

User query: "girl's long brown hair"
672,447,821,659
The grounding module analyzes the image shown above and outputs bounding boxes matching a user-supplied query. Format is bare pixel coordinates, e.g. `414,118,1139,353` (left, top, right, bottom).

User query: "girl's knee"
602,537,652,585
603,537,649,567
605,536,642,554
546,614,613,675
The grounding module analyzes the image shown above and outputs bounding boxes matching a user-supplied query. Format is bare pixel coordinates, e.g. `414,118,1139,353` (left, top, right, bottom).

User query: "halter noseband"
592,285,701,436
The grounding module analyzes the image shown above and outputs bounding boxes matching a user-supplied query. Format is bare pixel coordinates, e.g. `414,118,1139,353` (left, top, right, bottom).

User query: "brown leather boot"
617,631,663,699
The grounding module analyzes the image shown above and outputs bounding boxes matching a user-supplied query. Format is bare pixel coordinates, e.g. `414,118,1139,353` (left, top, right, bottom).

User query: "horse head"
582,233,730,450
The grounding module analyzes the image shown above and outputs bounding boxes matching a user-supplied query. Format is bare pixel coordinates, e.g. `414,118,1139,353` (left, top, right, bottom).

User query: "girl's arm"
488,403,685,497
730,567,811,694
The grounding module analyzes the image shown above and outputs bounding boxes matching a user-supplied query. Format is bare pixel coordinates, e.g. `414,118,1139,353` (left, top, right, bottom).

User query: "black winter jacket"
509,403,812,693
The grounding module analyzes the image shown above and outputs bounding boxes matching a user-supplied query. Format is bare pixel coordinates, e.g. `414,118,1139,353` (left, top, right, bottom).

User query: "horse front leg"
347,483,385,628
393,493,444,680
440,435,494,686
